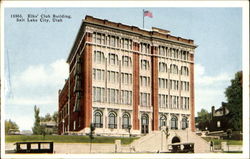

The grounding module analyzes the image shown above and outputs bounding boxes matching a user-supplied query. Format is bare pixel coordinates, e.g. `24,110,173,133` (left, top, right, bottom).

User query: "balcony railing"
93,123,103,128
108,124,117,129
122,124,132,129
171,127,178,130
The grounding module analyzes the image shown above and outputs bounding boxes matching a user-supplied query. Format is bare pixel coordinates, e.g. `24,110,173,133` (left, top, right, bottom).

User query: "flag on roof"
144,10,153,18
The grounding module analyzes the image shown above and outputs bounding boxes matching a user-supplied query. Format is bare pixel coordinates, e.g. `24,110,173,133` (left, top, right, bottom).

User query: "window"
121,90,132,105
183,51,187,60
93,32,104,45
109,54,115,65
73,92,81,112
181,66,189,76
93,69,105,81
74,75,81,92
94,51,105,64
159,62,167,72
108,112,117,129
141,93,147,106
159,115,167,128
73,121,76,130
110,89,115,103
141,43,149,53
172,96,179,108
101,34,105,45
93,87,105,102
159,46,166,56
96,33,101,44
124,39,129,49
140,76,149,87
140,93,150,106
181,81,189,91
171,116,178,130
182,97,189,109
141,60,149,70
109,53,118,66
110,36,116,47
122,56,132,67
182,117,188,129
107,88,119,104
110,71,115,83
159,78,167,89
170,64,178,74
158,94,168,108
93,111,103,128
122,113,130,129
217,121,221,128
121,73,132,85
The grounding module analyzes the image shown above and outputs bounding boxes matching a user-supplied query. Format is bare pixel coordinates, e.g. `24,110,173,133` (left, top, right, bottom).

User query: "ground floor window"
108,112,117,129
93,111,103,128
122,113,130,129
171,116,178,130
159,115,167,129
182,117,188,129
141,114,149,134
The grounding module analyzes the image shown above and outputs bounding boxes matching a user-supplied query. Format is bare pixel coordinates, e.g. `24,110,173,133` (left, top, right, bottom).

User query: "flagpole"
143,9,145,29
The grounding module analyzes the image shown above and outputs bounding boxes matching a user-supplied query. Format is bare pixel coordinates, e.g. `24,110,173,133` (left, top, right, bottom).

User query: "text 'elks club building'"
58,15,197,136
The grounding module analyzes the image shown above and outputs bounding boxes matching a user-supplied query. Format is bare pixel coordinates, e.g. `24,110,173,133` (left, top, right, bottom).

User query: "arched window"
159,62,167,72
122,113,131,129
181,66,189,76
159,115,167,129
170,64,178,74
108,112,117,129
141,114,149,134
171,116,178,130
93,111,103,128
182,117,189,129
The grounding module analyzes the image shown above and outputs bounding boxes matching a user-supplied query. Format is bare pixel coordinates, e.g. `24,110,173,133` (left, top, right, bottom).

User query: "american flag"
144,10,153,18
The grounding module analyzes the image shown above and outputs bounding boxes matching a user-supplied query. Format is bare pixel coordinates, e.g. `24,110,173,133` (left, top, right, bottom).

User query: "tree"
5,119,19,134
44,113,52,121
32,105,42,134
52,112,58,124
197,108,211,131
225,71,242,131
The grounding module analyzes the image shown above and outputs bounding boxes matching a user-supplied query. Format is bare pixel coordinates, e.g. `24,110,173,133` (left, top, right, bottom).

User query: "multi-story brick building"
58,15,197,136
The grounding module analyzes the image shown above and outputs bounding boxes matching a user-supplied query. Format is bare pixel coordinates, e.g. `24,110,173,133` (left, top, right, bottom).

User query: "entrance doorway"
141,114,149,134
172,136,181,143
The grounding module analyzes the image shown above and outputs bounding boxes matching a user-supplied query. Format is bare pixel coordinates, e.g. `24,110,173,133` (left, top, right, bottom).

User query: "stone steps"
130,130,210,153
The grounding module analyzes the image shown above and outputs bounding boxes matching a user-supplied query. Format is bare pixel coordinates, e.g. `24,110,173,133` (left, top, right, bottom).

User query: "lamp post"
127,125,132,152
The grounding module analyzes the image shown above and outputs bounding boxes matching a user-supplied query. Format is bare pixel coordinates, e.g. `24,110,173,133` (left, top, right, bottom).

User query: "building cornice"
67,15,197,63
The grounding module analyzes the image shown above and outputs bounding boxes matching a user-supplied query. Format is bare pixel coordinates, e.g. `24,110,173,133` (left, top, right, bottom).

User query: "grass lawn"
202,137,242,145
6,135,139,145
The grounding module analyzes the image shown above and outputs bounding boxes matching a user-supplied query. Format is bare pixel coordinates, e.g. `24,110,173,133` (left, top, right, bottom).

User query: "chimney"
222,102,226,116
211,106,215,117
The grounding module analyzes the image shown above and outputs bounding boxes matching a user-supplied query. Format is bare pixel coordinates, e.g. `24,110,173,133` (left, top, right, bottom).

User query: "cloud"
16,59,68,87
194,63,233,115
5,59,68,131
195,63,231,86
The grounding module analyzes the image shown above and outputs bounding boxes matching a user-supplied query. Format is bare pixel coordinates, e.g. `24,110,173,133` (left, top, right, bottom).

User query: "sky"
3,7,242,131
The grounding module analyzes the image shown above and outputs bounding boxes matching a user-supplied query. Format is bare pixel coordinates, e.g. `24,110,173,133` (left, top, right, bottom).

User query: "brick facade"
58,15,197,135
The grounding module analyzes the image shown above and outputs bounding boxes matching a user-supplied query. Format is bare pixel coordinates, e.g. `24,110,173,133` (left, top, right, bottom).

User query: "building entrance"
172,136,181,143
141,114,149,134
